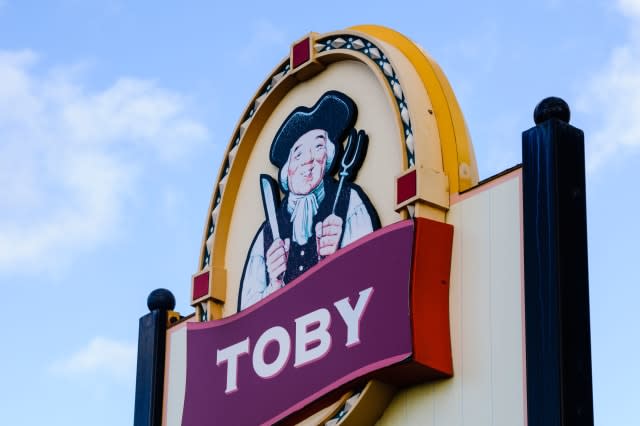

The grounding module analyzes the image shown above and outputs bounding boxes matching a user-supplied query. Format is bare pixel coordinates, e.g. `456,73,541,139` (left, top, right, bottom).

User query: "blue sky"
0,0,638,425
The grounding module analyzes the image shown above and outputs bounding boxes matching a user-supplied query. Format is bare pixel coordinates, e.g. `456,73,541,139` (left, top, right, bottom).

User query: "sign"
182,217,454,425
183,222,414,425
161,24,480,425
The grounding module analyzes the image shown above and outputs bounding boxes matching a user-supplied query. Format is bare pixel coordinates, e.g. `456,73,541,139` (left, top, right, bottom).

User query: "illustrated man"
239,91,380,310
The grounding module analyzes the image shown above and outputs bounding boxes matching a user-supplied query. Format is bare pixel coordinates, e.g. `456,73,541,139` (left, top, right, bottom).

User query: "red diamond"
292,38,311,69
397,169,417,204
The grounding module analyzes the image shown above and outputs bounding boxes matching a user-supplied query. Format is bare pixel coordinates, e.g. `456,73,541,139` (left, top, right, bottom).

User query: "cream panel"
489,178,526,425
460,193,493,424
224,60,404,316
377,171,525,426
163,323,188,426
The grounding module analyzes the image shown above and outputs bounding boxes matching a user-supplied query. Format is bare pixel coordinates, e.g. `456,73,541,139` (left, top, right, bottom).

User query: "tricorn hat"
270,90,357,168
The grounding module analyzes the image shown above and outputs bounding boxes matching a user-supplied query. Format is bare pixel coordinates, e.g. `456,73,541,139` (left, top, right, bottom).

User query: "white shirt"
239,189,373,310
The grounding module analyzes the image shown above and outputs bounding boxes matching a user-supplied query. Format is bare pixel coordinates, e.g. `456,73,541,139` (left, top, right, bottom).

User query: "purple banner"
182,221,414,426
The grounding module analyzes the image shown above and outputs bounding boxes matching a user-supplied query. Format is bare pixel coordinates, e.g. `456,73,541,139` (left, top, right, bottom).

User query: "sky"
0,0,638,425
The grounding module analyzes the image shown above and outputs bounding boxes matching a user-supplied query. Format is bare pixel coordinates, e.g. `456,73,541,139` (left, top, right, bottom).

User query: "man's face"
287,129,328,195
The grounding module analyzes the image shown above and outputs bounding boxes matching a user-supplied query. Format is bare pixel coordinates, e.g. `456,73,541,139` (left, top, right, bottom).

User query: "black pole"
522,97,594,426
134,289,176,426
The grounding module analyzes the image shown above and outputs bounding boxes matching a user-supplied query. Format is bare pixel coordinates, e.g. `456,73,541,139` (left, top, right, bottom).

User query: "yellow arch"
351,25,479,193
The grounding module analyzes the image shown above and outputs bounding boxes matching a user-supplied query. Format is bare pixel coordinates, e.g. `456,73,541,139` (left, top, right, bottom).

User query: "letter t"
216,338,250,394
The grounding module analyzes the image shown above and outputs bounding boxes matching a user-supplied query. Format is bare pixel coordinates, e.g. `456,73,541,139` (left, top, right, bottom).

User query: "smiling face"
287,129,329,195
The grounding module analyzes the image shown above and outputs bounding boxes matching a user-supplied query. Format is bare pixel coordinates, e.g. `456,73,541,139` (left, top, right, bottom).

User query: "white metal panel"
377,170,525,426
489,178,526,425
163,323,188,426
460,192,494,425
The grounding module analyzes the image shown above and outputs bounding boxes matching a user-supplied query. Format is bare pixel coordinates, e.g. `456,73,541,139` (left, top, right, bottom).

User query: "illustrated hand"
315,214,344,258
266,238,290,288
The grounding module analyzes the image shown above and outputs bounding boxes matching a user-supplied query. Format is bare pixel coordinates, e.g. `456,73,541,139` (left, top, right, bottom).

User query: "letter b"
294,308,332,367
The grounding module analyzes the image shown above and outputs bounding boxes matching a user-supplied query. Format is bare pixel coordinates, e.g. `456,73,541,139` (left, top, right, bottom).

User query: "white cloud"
580,46,640,172
578,4,640,172
61,78,208,160
618,0,640,18
236,19,288,64
0,50,209,273
50,337,136,381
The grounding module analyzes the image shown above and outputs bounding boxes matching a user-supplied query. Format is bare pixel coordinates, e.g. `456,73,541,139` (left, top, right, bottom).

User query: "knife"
260,174,281,241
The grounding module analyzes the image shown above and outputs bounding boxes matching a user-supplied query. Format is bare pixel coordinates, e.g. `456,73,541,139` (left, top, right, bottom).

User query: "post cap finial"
147,288,176,312
534,97,570,125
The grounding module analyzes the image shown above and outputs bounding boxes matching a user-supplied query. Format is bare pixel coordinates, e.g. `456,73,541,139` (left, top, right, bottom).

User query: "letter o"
252,326,291,379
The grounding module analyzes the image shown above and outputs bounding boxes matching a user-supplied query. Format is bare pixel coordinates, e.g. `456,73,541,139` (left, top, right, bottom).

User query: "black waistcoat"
263,178,351,284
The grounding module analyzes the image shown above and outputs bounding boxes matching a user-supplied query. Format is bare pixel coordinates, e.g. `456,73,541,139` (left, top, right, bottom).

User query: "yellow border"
351,25,479,193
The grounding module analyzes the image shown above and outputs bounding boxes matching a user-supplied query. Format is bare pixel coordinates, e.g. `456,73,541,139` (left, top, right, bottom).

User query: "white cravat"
287,183,325,245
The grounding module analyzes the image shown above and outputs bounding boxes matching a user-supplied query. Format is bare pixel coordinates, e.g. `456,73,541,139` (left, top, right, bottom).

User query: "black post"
134,289,176,426
522,97,594,426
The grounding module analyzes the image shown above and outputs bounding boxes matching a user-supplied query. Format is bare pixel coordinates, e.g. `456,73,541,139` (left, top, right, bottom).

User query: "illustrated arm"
340,189,374,248
240,229,288,310
240,230,268,310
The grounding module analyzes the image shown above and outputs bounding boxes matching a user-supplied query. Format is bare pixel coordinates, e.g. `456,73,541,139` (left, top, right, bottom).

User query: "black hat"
270,90,357,168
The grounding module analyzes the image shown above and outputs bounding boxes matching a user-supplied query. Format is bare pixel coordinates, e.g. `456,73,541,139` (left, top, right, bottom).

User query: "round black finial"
534,97,570,125
147,288,176,312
